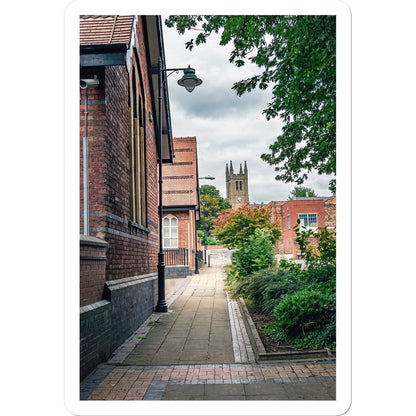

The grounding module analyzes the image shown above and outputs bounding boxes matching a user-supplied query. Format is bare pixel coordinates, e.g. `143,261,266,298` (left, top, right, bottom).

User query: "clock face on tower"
237,197,242,202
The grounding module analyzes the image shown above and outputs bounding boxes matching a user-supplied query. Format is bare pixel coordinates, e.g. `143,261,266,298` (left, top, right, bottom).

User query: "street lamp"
202,197,207,264
154,58,203,313
195,176,215,274
198,176,215,266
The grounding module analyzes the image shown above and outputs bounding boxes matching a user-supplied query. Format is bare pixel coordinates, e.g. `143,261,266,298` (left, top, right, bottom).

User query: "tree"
165,15,336,190
213,204,281,249
288,186,318,200
199,185,231,233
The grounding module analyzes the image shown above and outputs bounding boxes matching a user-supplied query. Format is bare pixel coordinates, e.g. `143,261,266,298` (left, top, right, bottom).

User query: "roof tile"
80,15,134,45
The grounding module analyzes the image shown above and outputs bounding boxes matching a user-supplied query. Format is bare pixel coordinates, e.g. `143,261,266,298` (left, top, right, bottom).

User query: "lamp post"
202,197,207,264
198,176,215,266
154,58,202,313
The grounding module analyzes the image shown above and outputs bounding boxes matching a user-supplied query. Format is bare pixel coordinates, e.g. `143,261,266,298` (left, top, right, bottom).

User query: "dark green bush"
266,288,335,349
247,269,302,315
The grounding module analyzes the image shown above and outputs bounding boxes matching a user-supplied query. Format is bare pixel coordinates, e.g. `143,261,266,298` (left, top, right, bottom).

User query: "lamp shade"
177,66,202,92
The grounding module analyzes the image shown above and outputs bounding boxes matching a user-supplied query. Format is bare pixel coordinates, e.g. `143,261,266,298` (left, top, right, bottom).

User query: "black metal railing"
164,248,189,265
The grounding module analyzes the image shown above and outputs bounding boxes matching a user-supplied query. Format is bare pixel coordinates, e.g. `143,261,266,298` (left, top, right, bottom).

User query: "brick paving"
81,249,336,401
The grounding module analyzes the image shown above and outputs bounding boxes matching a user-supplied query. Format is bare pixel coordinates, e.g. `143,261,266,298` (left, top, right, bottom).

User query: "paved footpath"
81,250,336,400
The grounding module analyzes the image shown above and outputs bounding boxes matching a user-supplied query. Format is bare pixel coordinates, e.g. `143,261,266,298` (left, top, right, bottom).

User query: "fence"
164,248,205,268
164,248,189,266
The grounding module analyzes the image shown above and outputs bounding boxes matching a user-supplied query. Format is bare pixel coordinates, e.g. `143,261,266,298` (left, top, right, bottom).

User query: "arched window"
129,47,147,226
240,181,242,190
163,215,178,248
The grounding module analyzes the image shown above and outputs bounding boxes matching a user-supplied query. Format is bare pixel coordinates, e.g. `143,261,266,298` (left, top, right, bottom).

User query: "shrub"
267,288,335,349
247,268,302,315
232,228,276,276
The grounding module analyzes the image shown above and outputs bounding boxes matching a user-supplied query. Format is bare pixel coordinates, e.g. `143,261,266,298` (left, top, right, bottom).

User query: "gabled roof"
163,137,199,211
79,15,174,163
80,15,134,45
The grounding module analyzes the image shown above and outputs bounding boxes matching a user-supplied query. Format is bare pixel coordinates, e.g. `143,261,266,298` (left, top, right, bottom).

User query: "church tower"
226,161,249,209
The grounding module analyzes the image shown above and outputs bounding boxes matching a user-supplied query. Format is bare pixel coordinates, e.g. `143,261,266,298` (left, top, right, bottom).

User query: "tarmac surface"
80,249,336,401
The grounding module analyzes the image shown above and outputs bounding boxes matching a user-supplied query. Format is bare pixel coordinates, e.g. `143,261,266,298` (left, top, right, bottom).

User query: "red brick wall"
279,199,325,258
80,236,108,306
79,17,160,285
80,66,107,234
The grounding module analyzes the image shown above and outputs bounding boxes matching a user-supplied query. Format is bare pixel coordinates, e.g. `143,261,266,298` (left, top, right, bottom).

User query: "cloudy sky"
162,18,335,203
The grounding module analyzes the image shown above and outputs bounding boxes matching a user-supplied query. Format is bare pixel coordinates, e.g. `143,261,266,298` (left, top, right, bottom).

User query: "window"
163,215,178,248
235,181,238,191
240,181,242,190
129,49,147,226
298,213,318,228
283,216,286,231
287,214,291,230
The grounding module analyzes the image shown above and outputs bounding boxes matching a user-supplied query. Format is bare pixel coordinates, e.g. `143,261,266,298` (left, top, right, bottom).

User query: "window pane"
171,217,178,226
171,227,178,238
299,214,307,226
308,213,317,227
163,217,170,226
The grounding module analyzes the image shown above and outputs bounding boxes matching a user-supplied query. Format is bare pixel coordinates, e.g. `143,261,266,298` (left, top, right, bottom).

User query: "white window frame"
162,215,178,248
298,213,318,231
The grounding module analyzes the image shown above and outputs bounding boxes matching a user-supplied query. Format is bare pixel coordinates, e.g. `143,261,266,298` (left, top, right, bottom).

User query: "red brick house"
268,197,336,258
162,137,201,277
79,15,174,380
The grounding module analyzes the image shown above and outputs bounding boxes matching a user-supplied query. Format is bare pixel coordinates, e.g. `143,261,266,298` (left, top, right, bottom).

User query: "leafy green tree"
288,186,318,200
165,15,336,190
198,185,231,234
213,204,281,249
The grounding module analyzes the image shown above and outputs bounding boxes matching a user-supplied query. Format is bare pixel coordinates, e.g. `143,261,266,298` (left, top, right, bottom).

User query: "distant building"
226,161,249,209
267,196,336,258
162,137,201,277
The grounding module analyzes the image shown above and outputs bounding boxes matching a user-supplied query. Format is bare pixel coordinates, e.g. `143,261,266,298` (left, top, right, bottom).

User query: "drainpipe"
80,76,99,235
83,89,89,235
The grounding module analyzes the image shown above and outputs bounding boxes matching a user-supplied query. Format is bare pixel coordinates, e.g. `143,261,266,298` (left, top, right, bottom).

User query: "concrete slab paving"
81,249,336,401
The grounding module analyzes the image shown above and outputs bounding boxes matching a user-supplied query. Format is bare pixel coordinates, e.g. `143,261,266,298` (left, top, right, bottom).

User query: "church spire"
244,160,247,174
229,160,234,175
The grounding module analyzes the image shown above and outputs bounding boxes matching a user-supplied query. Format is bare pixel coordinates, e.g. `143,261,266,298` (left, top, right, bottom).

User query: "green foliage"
199,185,231,233
288,186,318,200
232,228,276,276
271,289,332,336
266,222,336,349
247,268,302,316
224,216,336,350
213,205,281,249
165,15,336,190
197,230,217,246
266,290,336,350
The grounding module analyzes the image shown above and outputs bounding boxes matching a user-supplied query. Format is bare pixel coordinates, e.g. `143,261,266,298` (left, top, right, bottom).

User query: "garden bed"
238,297,335,362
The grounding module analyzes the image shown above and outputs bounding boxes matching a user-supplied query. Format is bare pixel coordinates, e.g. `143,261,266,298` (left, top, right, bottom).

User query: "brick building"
162,136,201,277
268,196,336,258
79,15,174,380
